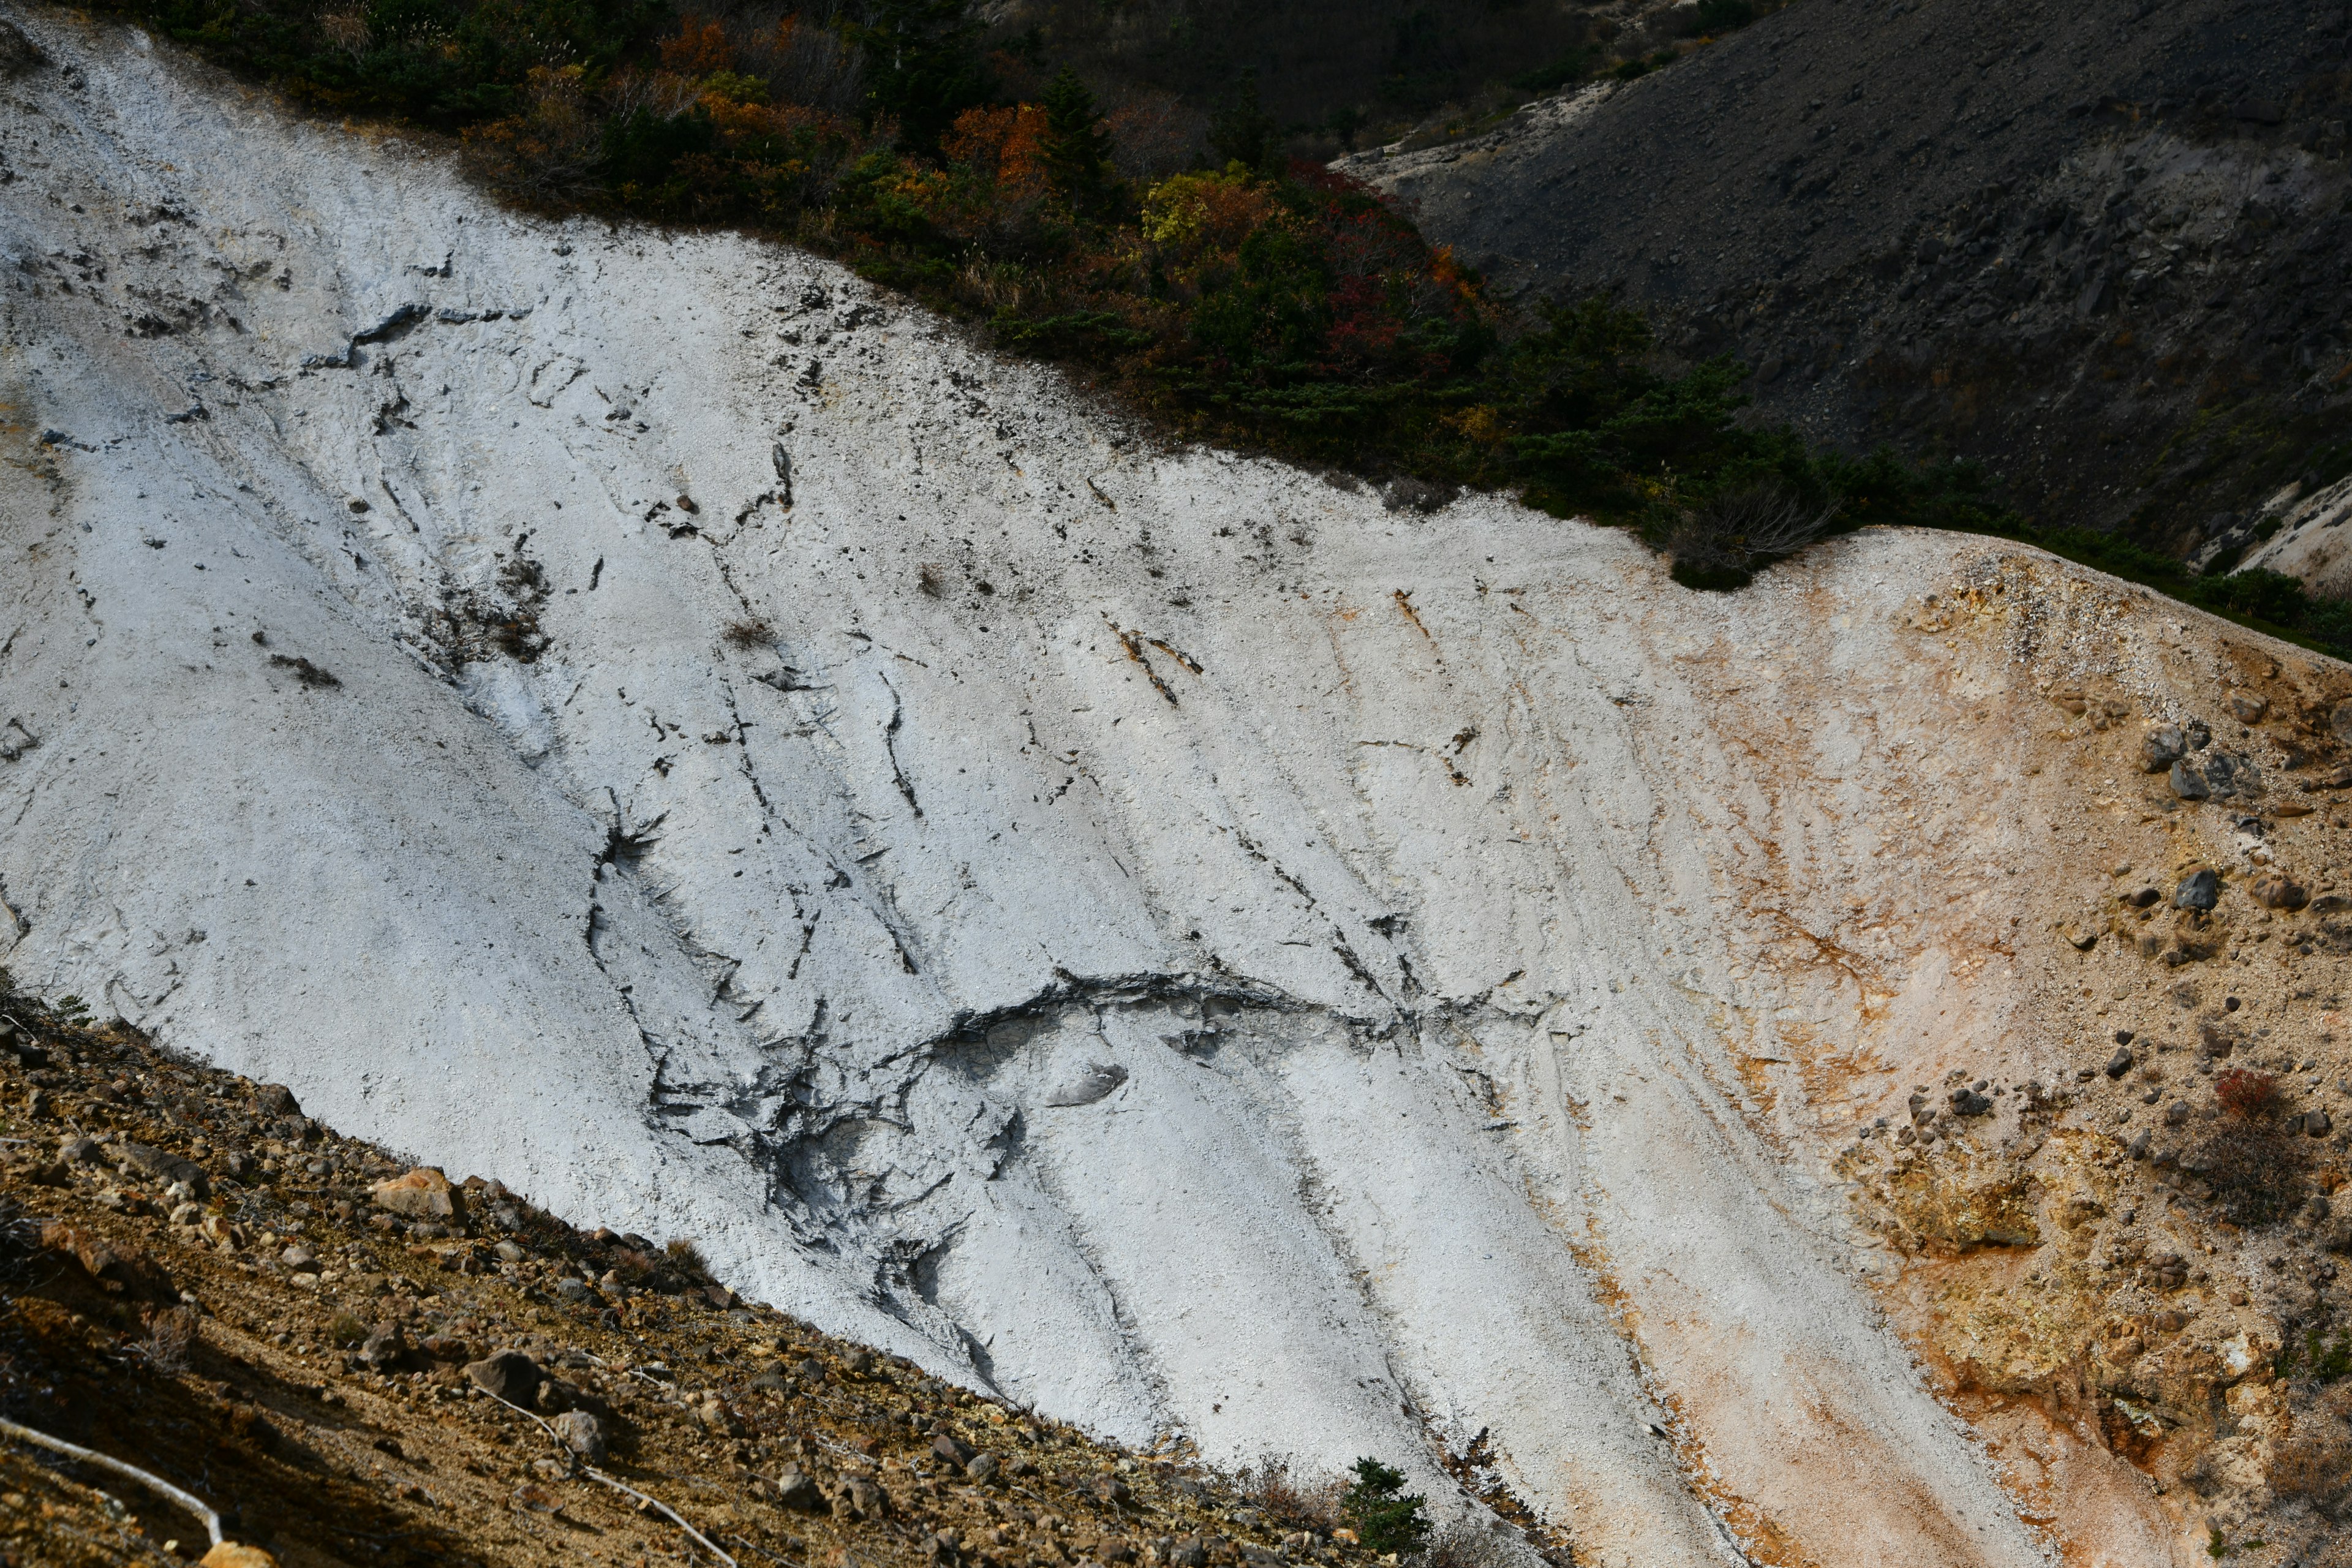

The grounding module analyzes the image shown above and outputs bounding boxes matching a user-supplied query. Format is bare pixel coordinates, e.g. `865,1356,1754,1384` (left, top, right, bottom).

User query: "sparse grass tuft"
723,617,775,649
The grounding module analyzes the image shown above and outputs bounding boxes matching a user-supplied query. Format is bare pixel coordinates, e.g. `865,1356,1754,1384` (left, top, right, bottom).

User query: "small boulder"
2250,873,2310,911
41,1223,173,1301
2174,869,2220,910
112,1140,208,1197
2230,694,2269,723
372,1167,461,1221
2166,1101,2191,1126
2305,1109,2334,1138
552,1409,606,1463
200,1547,281,1568
835,1476,888,1520
2169,760,2211,801
2142,725,2187,772
254,1084,300,1117
466,1350,543,1404
966,1452,1000,1484
1043,1062,1129,1107
2105,1047,2135,1079
358,1322,412,1371
771,1464,826,1512
932,1434,976,1466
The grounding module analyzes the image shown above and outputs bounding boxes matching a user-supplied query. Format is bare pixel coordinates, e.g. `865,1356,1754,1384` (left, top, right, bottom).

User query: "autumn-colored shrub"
2215,1067,2284,1120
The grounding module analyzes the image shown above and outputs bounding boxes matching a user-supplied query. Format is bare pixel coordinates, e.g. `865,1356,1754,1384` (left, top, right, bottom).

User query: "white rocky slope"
7,12,2329,1567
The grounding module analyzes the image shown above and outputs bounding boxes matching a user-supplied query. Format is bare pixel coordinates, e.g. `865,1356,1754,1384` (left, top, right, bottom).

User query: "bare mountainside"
1353,0,2352,568
6,11,2352,1566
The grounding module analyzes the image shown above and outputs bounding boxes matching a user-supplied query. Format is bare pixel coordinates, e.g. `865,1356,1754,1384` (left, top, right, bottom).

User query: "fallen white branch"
480,1385,737,1567
0,1413,224,1547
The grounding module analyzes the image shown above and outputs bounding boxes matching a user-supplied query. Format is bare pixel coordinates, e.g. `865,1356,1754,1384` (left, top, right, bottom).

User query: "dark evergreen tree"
1207,69,1279,172
1340,1459,1431,1558
846,0,992,151
1041,66,1118,218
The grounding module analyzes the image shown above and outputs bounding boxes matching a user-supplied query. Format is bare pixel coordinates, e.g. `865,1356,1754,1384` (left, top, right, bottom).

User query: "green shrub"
1341,1458,1430,1557
1507,53,1587,94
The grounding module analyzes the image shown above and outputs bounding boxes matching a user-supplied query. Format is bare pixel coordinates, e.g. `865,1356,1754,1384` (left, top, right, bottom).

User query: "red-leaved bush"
2214,1068,2283,1120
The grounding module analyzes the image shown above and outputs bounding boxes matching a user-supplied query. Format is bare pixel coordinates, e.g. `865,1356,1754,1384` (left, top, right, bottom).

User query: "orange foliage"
943,104,1051,200
660,15,734,75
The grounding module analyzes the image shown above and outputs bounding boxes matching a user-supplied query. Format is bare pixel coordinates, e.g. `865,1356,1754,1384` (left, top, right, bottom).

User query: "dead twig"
581,1464,740,1567
479,1387,737,1567
0,1413,224,1547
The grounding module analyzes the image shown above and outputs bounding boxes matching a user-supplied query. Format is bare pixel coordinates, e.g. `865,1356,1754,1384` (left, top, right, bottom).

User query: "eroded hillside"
1354,0,2352,562
2,11,2352,1567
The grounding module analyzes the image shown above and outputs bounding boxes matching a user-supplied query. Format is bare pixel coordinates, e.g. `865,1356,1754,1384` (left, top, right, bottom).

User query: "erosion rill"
2,11,2351,1568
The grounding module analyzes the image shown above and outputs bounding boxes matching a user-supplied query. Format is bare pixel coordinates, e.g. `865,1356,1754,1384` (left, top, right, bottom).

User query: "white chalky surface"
11,12,2294,1566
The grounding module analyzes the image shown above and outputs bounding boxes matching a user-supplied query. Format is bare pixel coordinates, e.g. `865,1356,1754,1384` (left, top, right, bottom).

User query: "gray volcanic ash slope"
8,12,2352,1567
1356,0,2352,564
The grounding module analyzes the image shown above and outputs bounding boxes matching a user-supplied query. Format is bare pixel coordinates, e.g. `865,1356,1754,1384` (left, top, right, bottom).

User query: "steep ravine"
6,13,2352,1567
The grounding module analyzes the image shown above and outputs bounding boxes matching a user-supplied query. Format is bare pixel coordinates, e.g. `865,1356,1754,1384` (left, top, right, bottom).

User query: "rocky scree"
0,988,1411,1568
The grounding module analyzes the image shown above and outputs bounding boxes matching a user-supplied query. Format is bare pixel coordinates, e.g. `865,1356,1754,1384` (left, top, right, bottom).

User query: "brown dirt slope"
0,990,1415,1568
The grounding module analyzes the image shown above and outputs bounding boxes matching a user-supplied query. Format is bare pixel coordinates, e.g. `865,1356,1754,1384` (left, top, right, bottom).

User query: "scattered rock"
254,1084,300,1117
1948,1087,1994,1116
41,1223,173,1301
372,1167,461,1220
835,1476,888,1520
2169,760,2211,800
932,1434,976,1466
2230,694,2269,723
510,1482,561,1514
465,1349,543,1404
58,1136,102,1166
113,1140,208,1198
966,1452,1001,1484
2174,869,2220,910
2332,701,2352,746
2143,725,2187,772
1043,1062,1129,1107
2304,1109,2334,1138
2166,1100,2190,1126
2250,873,2310,911
199,1547,281,1568
358,1321,412,1371
552,1409,606,1463
2106,1047,2135,1079
771,1464,826,1512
